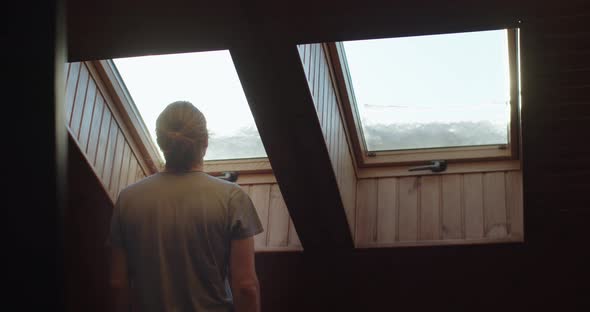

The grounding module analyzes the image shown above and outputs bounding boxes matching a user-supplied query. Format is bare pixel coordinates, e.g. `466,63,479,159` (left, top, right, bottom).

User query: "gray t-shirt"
109,171,263,312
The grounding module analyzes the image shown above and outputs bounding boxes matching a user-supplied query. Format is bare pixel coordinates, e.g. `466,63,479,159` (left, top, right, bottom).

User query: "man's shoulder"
117,173,161,199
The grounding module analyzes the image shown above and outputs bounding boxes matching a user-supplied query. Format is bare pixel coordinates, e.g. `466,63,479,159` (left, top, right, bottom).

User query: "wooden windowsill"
357,159,521,179
203,158,272,176
355,235,524,249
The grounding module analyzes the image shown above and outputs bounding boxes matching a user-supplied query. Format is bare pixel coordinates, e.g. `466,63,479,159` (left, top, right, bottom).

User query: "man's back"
110,171,263,312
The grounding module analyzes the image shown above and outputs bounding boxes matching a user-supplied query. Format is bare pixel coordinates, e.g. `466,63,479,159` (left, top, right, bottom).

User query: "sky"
342,29,511,127
112,29,512,158
112,50,265,160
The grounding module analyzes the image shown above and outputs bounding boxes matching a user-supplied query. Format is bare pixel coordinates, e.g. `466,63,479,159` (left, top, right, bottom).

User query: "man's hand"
110,247,130,312
230,237,260,312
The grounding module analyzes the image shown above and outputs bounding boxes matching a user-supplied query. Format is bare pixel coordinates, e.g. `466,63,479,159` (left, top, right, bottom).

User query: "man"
108,101,263,312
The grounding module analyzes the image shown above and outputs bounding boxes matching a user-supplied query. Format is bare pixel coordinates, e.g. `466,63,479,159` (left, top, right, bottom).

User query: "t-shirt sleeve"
107,196,125,248
229,187,264,240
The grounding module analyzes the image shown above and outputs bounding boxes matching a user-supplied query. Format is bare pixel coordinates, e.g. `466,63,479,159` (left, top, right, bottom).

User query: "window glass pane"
342,29,511,152
112,50,266,161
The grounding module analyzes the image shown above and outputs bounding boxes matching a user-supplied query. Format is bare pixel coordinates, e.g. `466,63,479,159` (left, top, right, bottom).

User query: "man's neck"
190,164,204,172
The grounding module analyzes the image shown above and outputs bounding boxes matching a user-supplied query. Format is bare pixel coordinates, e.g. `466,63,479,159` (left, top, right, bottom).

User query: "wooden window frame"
325,28,521,169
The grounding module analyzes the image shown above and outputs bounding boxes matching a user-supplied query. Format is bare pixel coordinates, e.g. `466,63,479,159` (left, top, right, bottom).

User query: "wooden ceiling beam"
229,38,354,251
66,0,590,62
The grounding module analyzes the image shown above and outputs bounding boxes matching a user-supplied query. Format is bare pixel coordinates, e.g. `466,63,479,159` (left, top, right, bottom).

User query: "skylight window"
341,29,512,153
112,50,266,161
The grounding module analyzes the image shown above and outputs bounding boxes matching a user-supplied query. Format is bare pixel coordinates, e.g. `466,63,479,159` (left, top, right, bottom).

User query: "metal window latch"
408,160,447,173
215,171,239,182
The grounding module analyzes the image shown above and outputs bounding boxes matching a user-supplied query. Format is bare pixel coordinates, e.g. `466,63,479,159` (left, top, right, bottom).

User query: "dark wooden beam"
66,0,590,62
230,40,354,250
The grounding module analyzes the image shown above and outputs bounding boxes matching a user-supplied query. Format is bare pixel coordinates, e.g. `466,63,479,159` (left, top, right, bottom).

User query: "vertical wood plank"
328,84,335,165
318,46,326,113
117,143,132,193
86,95,105,164
108,130,125,198
69,64,89,133
95,109,112,173
307,44,313,84
483,172,508,238
136,165,146,182
442,174,463,239
310,44,317,101
377,178,397,244
506,171,524,239
249,184,271,249
464,173,485,239
101,124,119,187
77,79,97,151
267,184,290,247
126,155,139,187
316,49,325,135
419,176,440,240
65,62,81,119
398,177,419,241
239,184,251,195
355,179,378,245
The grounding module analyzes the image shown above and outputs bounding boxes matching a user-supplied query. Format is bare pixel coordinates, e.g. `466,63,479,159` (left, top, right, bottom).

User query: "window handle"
215,171,239,182
408,160,447,173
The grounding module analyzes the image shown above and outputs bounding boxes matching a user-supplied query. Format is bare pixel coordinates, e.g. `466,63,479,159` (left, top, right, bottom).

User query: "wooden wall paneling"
345,156,356,232
316,44,323,110
69,64,89,133
88,60,161,176
307,44,314,94
117,143,132,194
355,179,378,245
136,164,146,182
239,184,251,196
328,76,335,164
506,171,524,239
419,176,441,241
65,62,81,121
249,184,271,248
95,109,112,175
336,123,342,188
324,54,333,160
320,45,328,119
307,44,313,76
77,77,98,151
338,106,345,180
376,177,397,244
267,184,290,247
483,172,508,238
464,173,485,239
101,124,119,190
398,177,419,241
441,174,463,239
318,46,328,141
125,155,139,187
86,95,105,164
333,97,340,170
108,130,125,199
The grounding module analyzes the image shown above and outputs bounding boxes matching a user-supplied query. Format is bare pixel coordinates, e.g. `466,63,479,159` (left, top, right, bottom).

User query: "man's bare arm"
109,246,130,312
230,237,260,312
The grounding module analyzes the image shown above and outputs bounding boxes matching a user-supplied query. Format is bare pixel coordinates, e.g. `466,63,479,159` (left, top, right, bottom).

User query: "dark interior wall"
64,135,115,312
5,1,66,311
60,7,590,312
